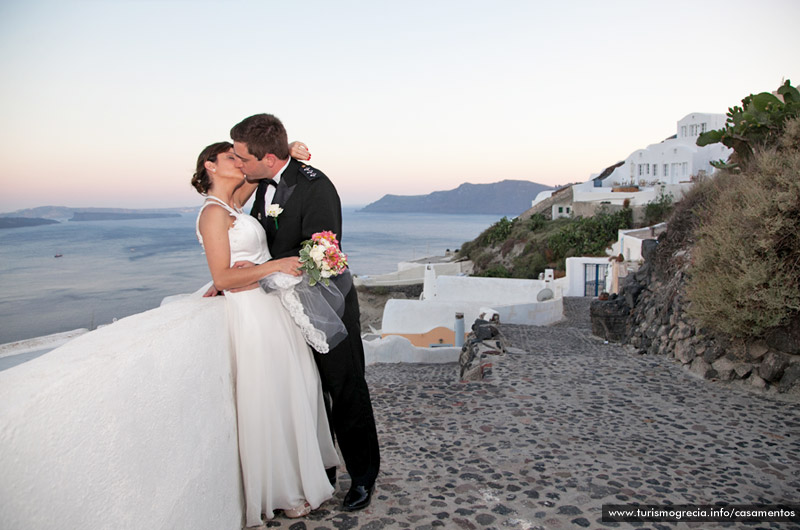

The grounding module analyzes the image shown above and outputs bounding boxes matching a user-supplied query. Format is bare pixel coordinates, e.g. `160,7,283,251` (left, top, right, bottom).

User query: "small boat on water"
54,254,63,258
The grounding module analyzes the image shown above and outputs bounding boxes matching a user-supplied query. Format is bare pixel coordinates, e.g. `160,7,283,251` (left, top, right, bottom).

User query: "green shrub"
686,118,800,337
484,216,514,245
528,213,546,232
479,264,512,278
547,207,633,260
643,187,674,226
512,251,549,279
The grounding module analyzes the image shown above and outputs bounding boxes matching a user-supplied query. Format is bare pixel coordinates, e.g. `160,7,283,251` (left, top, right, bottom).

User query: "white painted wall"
364,335,460,364
592,112,731,188
677,112,727,140
531,189,554,207
382,297,563,334
0,291,244,530
426,275,557,304
383,273,564,335
562,257,611,297
551,203,572,219
382,299,487,335
610,223,668,262
572,182,693,207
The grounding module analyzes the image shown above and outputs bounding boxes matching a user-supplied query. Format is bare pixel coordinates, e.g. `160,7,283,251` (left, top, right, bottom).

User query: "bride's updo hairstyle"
191,141,233,195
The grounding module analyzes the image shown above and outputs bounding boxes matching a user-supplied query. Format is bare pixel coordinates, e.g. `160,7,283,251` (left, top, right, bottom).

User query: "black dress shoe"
342,483,375,512
326,467,337,487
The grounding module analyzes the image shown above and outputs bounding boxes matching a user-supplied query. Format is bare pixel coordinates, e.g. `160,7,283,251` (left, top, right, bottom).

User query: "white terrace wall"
383,275,563,341
0,292,244,530
425,275,558,304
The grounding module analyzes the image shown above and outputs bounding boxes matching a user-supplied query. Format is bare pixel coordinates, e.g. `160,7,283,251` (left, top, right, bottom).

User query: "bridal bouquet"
299,231,348,286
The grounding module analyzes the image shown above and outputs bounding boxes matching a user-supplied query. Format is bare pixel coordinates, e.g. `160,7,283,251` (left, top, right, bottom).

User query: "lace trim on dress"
260,273,348,354
262,273,330,353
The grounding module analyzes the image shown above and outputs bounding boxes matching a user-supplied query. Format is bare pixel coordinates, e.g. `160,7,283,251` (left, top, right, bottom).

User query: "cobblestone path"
260,298,800,529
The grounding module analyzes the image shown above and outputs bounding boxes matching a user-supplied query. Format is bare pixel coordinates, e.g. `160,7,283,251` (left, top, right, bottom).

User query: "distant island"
0,217,60,229
359,179,552,216
70,212,181,222
0,206,196,221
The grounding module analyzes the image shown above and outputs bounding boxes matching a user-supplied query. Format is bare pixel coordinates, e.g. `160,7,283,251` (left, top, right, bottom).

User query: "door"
584,263,607,297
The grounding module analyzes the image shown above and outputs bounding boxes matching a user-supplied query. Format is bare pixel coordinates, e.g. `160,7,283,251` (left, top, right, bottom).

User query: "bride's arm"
233,141,311,206
198,206,301,291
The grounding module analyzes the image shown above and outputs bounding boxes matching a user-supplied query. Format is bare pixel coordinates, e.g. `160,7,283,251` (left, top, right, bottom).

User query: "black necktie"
264,178,278,188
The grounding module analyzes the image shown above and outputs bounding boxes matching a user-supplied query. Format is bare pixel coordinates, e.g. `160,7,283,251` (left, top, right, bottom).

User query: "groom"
230,113,380,512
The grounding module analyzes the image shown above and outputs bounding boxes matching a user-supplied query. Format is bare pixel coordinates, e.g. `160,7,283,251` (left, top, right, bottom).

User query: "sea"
0,207,500,344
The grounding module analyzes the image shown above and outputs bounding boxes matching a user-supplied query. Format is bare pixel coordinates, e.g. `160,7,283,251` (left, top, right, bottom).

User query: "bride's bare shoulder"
198,203,233,233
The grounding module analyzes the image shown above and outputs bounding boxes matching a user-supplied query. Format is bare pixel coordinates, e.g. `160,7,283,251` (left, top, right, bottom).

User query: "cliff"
590,115,800,397
360,179,551,216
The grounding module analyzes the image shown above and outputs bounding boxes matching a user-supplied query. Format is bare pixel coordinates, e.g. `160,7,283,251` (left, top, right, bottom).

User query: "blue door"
584,263,607,297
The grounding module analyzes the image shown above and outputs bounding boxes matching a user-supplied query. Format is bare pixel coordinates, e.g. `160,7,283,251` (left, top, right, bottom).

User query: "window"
682,162,688,176
664,164,669,177
558,206,563,213
701,122,707,133
681,126,687,137
566,206,571,214
638,164,643,176
653,165,658,177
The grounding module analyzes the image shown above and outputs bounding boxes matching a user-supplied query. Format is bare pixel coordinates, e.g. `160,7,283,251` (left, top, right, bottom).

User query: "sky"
0,0,797,212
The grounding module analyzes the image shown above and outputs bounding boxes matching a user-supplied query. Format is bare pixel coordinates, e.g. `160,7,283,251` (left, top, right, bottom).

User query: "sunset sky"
0,0,797,212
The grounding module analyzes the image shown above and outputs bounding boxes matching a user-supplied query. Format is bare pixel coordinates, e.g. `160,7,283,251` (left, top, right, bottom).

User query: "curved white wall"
383,273,565,335
0,292,243,530
427,275,555,304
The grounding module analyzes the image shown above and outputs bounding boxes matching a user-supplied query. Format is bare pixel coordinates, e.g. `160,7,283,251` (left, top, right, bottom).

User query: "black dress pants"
313,286,380,486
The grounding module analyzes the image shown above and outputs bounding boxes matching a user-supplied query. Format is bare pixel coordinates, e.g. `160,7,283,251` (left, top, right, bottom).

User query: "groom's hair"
230,114,290,161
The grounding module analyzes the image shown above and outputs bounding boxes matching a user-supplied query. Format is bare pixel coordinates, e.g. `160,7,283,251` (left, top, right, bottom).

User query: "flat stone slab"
258,298,800,529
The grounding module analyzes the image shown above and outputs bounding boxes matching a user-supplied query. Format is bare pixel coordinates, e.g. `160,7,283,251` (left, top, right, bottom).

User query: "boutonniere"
266,204,283,229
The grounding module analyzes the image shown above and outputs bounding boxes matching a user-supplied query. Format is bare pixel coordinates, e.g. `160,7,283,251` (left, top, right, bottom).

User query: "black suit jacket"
250,158,343,259
251,159,379,484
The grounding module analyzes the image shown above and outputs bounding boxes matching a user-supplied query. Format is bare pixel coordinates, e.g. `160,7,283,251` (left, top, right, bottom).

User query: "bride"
191,141,339,526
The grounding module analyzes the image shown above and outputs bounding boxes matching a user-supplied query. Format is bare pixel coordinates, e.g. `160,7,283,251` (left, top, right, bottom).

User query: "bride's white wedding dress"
197,196,339,526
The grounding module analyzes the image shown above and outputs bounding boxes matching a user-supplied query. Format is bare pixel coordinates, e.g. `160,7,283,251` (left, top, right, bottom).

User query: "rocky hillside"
592,95,800,398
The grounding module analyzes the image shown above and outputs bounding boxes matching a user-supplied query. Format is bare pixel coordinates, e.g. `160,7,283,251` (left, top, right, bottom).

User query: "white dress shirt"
263,159,292,205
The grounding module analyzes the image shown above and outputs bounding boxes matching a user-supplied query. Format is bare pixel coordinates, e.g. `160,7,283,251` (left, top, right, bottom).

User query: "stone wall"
591,240,800,397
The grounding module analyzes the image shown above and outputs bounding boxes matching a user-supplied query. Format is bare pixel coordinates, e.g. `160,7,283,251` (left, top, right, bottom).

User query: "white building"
601,113,730,187
571,112,732,206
